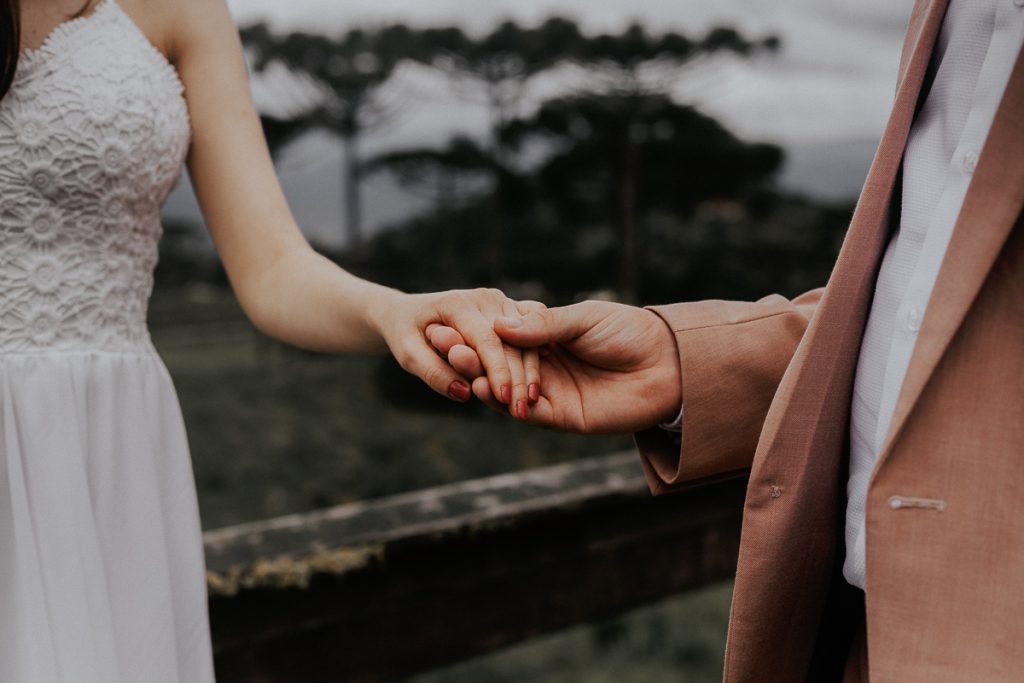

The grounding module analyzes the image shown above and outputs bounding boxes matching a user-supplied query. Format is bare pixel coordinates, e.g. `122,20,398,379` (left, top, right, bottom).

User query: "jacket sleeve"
634,289,823,495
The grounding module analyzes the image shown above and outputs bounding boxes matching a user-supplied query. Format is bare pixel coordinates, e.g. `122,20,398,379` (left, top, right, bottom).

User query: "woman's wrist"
360,285,408,353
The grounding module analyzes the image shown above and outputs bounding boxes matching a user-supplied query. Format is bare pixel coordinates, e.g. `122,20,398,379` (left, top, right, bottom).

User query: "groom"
435,1,1024,680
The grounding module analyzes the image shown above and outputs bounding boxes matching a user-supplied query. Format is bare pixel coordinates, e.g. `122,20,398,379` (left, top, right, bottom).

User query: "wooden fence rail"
203,452,748,682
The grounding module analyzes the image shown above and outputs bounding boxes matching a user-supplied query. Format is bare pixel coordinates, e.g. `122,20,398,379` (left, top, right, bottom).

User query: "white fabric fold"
0,352,213,682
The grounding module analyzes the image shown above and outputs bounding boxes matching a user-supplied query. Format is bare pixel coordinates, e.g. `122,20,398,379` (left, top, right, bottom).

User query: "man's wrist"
642,306,684,426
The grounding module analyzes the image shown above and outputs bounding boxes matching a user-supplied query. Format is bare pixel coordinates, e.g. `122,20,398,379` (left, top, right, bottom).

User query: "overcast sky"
226,0,914,143
165,1,916,246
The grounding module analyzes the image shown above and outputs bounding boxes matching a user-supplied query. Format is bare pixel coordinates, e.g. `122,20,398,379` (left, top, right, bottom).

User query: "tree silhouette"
418,19,586,133
241,24,408,246
409,20,780,300
239,18,782,290
403,19,586,277
577,25,779,95
363,137,496,277
556,25,780,302
258,114,314,159
364,136,494,210
503,94,783,302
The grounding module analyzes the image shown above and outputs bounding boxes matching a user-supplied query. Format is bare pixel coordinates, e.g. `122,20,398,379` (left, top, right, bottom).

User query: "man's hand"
431,301,683,434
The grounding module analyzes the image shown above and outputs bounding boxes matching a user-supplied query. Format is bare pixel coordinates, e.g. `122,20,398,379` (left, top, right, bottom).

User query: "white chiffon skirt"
0,350,215,682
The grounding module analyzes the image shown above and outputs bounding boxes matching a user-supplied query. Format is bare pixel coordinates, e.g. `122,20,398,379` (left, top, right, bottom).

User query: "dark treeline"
213,19,852,308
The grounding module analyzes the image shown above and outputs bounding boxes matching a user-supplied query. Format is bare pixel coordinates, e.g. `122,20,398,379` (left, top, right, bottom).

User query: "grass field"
410,582,733,683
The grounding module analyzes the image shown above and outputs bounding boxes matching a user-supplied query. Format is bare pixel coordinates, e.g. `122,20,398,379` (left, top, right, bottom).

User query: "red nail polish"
528,383,539,403
516,399,528,420
500,384,511,403
448,381,470,402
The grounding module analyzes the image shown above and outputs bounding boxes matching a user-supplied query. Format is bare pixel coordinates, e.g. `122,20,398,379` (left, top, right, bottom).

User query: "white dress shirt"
844,0,1024,589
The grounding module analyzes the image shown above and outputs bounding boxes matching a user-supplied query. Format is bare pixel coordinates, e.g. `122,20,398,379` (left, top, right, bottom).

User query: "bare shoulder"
106,0,170,59
116,0,237,66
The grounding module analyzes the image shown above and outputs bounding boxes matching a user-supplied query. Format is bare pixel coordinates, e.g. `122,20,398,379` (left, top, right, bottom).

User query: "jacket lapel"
749,0,951,464
897,0,948,94
825,0,952,297
875,46,1024,474
722,2,954,679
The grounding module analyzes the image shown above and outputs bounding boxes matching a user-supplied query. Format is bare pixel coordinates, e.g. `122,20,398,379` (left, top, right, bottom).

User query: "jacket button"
962,150,979,175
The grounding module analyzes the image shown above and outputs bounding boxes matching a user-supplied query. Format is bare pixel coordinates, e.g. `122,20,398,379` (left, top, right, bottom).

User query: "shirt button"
962,150,979,175
905,307,922,333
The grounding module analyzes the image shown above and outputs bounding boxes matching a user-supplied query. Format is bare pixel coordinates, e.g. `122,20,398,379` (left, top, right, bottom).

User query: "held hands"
431,301,683,434
378,289,683,435
374,288,543,415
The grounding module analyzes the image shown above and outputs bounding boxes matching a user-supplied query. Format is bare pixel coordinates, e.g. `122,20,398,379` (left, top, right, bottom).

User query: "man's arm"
637,290,821,494
431,290,822,494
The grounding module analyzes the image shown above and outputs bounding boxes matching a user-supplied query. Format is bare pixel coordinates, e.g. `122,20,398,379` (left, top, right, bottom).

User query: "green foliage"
504,94,783,218
336,188,850,306
409,581,733,683
345,86,849,307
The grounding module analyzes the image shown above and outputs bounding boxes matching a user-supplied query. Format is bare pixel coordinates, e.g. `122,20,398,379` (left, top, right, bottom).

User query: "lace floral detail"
0,0,191,353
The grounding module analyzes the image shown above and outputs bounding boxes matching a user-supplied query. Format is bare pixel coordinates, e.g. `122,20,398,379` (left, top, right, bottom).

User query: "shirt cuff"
659,404,684,433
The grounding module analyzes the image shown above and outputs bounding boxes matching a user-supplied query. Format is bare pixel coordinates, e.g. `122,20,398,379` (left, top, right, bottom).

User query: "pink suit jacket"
636,1,1024,680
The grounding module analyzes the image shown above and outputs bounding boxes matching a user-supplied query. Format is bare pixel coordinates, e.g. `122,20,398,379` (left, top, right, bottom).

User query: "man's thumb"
494,306,580,347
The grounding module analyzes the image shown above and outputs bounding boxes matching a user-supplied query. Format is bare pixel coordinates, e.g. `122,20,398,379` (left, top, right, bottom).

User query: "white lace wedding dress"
0,1,215,680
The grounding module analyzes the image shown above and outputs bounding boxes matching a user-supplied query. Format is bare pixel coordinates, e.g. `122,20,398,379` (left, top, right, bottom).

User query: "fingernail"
516,399,528,420
528,383,539,402
497,316,523,329
448,381,471,402
500,384,511,403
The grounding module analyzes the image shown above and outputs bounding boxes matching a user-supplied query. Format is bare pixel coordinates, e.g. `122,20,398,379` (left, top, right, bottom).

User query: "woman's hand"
432,300,682,434
375,289,543,418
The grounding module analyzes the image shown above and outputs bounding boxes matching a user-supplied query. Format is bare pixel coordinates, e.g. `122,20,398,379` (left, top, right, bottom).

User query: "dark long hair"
1,0,19,98
1,0,93,99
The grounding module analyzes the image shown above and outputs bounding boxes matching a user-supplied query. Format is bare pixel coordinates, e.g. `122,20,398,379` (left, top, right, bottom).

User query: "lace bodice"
0,0,190,353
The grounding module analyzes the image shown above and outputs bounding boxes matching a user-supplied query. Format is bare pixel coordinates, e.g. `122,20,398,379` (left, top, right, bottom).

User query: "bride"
0,0,539,679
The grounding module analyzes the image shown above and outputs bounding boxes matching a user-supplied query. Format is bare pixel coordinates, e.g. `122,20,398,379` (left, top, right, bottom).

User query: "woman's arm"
160,0,535,408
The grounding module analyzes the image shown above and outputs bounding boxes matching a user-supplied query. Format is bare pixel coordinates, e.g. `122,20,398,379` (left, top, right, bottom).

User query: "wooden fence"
203,452,747,682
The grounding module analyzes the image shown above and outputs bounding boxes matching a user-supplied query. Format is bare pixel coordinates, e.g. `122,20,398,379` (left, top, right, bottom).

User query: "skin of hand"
432,301,683,434
380,289,543,410
426,298,545,419
114,0,533,405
